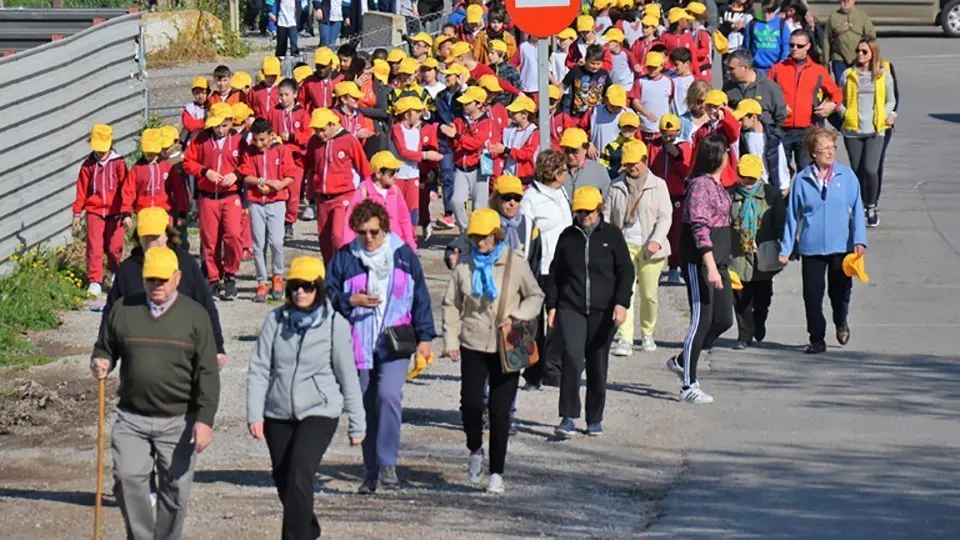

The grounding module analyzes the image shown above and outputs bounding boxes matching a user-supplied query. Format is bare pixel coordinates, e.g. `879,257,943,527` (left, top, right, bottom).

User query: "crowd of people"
82,0,888,537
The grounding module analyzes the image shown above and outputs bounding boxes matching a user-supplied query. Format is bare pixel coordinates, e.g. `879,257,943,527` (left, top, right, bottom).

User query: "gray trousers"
452,168,488,231
249,201,285,283
844,134,884,208
112,408,196,540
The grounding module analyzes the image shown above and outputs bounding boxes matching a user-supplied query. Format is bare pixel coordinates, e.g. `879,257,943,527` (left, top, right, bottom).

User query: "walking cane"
93,377,105,540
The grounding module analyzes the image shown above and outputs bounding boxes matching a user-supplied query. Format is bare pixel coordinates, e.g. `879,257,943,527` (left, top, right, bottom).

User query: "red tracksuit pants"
198,193,242,282
396,177,419,227
285,169,304,224
241,210,252,252
316,190,355,263
85,213,125,284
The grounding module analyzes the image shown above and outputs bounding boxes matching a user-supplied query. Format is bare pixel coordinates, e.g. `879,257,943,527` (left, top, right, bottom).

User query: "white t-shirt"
550,51,569,84
589,105,624,152
424,81,446,99
621,21,644,47
609,50,634,91
397,124,421,179
636,75,674,133
278,0,297,27
743,131,791,189
671,73,695,116
518,41,540,93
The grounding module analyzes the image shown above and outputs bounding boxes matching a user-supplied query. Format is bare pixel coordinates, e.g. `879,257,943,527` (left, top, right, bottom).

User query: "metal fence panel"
0,13,145,263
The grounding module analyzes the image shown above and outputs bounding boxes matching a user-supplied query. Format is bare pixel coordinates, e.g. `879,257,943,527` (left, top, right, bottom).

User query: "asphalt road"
646,33,960,539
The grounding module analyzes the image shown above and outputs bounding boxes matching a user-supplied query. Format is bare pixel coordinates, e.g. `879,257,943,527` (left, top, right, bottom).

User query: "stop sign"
506,0,579,38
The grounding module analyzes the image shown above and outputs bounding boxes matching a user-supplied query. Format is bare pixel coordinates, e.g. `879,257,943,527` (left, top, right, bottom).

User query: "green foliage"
127,114,165,166
4,0,133,8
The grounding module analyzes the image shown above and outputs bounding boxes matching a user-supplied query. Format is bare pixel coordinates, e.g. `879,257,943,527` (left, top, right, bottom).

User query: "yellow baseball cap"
668,7,694,24
618,111,640,129
334,81,364,99
370,150,404,172
602,28,625,43
466,4,483,24
387,49,407,64
160,125,180,148
394,96,426,115
645,50,665,68
231,102,253,124
478,74,503,93
733,98,763,119
442,62,470,77
737,154,764,179
191,76,209,90
140,128,163,154
619,0,634,8
409,31,432,44
314,47,336,66
556,28,577,41
560,127,588,148
605,84,627,107
842,253,870,282
495,175,524,196
466,208,501,236
230,71,252,90
686,2,707,15
310,107,340,129
137,207,170,237
577,15,595,33
397,57,420,75
549,84,562,101
572,186,603,212
205,102,234,129
288,256,325,282
594,0,611,9
641,15,660,27
293,65,314,84
261,55,281,76
644,3,662,17
621,139,648,164
704,89,728,107
506,95,536,113
143,247,179,280
421,57,440,70
373,59,390,84
457,85,488,105
90,124,113,153
490,39,508,54
659,113,681,131
450,41,473,59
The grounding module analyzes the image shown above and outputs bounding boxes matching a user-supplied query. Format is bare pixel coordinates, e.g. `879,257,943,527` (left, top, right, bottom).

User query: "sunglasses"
501,194,523,203
356,228,382,238
789,42,808,49
288,280,317,293
856,49,870,55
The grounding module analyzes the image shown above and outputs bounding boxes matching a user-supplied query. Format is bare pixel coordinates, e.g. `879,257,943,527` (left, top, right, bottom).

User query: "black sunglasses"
789,42,808,49
501,193,523,203
288,280,317,293
356,228,382,238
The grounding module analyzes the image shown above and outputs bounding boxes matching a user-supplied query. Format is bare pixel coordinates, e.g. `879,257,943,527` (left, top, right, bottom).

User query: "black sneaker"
521,382,542,391
866,206,879,228
804,342,827,354
379,466,399,489
585,421,603,437
755,324,767,343
210,281,222,299
284,222,293,242
357,477,377,495
221,277,238,301
733,340,750,351
836,324,850,346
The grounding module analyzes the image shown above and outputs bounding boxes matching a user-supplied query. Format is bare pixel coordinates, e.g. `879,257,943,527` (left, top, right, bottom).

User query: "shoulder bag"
496,250,540,374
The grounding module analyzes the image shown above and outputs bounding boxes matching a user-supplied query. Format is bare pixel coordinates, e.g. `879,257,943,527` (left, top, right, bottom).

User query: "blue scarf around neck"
286,304,324,333
471,241,504,299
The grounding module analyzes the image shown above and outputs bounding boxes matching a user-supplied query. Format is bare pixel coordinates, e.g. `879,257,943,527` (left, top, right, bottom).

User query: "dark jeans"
878,129,894,202
830,60,849,85
264,416,339,540
439,145,455,214
733,279,774,343
246,0,268,32
275,25,300,57
679,262,734,388
781,127,813,173
801,254,852,345
763,126,784,190
557,308,617,423
844,134,884,208
461,348,520,475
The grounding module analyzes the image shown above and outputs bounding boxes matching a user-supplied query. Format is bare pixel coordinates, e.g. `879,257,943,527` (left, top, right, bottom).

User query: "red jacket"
647,139,693,196
247,82,280,119
488,103,509,135
303,129,371,196
299,74,344,113
550,113,579,151
630,38,663,77
181,102,206,134
768,58,843,129
661,31,700,73
267,104,312,166
182,130,246,195
691,27,712,82
333,107,375,141
502,124,539,179
124,158,189,215
452,114,499,170
72,151,129,217
565,40,615,71
692,109,741,188
237,143,298,204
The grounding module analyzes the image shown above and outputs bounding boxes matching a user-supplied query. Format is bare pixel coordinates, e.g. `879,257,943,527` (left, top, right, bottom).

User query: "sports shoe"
755,324,767,343
640,336,657,352
680,383,714,404
221,277,238,301
521,381,542,391
271,275,284,301
586,421,603,437
733,340,749,350
866,206,879,228
379,466,399,489
254,283,269,303
434,215,455,230
666,355,684,377
610,340,632,357
836,324,850,346
805,342,827,354
486,473,504,494
423,222,435,241
284,222,294,242
468,450,484,484
554,417,577,439
666,268,684,285
357,477,377,495
210,281,222,299
300,205,316,221
86,282,103,297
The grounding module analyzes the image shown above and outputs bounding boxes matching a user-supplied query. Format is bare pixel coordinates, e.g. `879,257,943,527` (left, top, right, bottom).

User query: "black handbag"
383,324,418,359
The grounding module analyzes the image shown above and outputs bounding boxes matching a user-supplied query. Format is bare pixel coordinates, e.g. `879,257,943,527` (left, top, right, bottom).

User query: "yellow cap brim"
90,140,111,153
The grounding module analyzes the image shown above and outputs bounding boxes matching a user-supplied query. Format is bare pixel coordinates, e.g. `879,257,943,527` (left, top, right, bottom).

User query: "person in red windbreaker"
182,102,246,300
123,129,189,223
247,56,283,119
267,78,312,241
181,77,209,138
303,108,372,262
390,97,444,227
299,47,343,114
647,114,692,285
72,124,131,297
237,118,298,303
692,90,741,188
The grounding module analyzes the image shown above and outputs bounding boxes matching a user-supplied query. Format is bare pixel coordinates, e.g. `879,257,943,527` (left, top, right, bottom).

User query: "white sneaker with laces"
681,383,714,404
640,336,657,352
87,282,103,297
486,473,504,494
468,450,484,484
611,340,632,357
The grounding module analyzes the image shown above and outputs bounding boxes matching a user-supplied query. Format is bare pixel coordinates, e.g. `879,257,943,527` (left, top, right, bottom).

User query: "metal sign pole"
537,38,550,151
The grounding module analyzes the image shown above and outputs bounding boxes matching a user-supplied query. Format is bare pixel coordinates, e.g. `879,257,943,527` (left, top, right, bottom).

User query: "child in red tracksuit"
332,81,375,144
182,103,246,299
247,56,282,119
693,91,741,187
647,114,692,284
237,119,298,302
299,48,343,113
496,95,539,185
548,85,578,151
72,124,131,297
390,97,444,227
123,129,189,221
303,108,372,262
267,78,312,241
232,103,256,260
181,77,209,138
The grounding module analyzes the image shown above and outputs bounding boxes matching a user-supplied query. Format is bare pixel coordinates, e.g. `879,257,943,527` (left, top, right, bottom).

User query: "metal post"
139,22,148,125
537,38,550,151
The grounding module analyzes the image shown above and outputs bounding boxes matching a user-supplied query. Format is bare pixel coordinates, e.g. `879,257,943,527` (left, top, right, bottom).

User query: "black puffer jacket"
545,219,634,314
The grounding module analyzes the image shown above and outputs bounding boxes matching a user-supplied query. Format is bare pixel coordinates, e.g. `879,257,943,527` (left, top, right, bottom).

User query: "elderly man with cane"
91,246,221,540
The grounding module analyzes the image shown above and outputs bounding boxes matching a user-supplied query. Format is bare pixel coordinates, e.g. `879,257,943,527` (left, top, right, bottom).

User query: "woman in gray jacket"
247,256,365,540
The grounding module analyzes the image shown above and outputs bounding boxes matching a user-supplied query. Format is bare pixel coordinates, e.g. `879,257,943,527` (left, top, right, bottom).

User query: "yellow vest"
842,61,890,133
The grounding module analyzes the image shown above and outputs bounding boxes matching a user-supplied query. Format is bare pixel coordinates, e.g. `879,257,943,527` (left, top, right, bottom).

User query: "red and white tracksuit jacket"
267,104,312,168
182,130,246,195
453,114,501,171
73,151,130,217
303,129,372,197
181,102,207,135
247,82,281,119
236,143,299,205
501,123,539,180
123,158,189,215
692,109,741,188
299,74,343,113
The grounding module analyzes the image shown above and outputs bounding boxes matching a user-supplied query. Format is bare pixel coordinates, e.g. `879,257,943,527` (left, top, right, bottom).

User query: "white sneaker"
611,340,633,357
486,473,504,494
300,205,316,221
640,336,657,352
468,450,484,484
666,355,684,377
87,282,103,297
680,383,714,404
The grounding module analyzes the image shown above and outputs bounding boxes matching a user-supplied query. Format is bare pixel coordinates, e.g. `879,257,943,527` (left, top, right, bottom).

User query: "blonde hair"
686,80,711,112
804,127,838,157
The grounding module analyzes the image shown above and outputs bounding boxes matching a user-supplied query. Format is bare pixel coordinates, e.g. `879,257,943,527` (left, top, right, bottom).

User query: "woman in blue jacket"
779,128,867,354
326,199,437,494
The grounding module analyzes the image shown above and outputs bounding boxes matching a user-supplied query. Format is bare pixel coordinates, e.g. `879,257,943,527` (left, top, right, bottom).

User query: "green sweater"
824,8,876,65
94,293,220,427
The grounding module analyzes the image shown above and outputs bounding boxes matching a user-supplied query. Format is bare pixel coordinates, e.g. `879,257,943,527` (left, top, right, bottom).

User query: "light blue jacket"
780,162,867,258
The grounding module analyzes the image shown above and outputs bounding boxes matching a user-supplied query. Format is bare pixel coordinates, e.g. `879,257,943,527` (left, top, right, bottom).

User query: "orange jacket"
768,58,843,129
474,29,517,66
208,90,244,107
124,158,189,215
73,151,130,217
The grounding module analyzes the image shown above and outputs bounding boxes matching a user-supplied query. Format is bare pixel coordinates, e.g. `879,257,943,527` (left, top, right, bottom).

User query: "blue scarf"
736,182,764,253
286,305,324,333
501,214,523,250
471,241,504,299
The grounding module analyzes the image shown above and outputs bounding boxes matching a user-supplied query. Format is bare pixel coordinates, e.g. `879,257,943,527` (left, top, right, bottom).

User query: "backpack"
746,16,786,57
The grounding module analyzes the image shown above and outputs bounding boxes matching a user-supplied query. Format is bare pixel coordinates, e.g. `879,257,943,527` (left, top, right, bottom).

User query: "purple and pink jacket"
680,174,733,266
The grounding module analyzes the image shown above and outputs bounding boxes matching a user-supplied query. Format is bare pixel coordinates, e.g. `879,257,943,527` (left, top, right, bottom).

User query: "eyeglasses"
789,42,808,49
356,228,382,238
288,280,317,293
500,194,523,203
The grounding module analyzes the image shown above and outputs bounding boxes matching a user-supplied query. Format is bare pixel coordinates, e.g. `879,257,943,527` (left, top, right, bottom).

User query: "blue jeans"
357,357,408,478
439,146,455,214
319,21,341,46
275,25,299,57
831,60,849,85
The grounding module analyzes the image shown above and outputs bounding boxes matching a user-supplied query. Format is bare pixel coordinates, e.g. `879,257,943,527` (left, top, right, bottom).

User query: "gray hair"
726,49,754,69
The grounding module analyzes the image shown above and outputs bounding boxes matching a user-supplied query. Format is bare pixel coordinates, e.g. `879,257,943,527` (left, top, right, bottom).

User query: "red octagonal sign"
506,0,580,38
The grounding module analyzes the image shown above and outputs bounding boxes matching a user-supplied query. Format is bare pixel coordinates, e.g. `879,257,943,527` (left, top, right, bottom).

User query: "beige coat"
442,247,544,354
604,171,673,259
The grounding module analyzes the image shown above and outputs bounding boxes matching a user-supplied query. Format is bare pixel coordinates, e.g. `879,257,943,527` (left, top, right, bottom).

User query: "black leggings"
680,262,734,388
733,279,774,343
461,348,520,475
877,129,894,203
